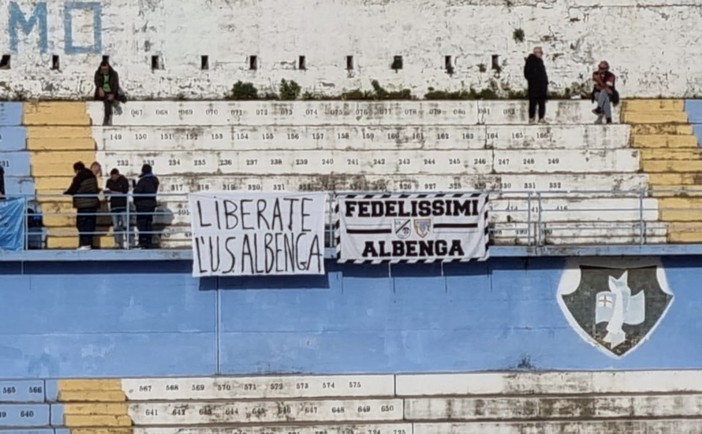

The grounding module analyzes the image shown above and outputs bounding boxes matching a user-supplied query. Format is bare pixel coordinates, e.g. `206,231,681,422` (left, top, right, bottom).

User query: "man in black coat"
94,60,121,126
524,47,549,124
64,162,100,250
105,168,131,248
133,164,160,249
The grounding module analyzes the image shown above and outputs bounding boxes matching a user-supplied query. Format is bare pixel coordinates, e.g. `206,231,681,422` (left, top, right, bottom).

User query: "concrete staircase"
623,99,702,242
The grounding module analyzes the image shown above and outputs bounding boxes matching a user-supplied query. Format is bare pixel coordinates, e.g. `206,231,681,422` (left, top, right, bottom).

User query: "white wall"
1,0,700,99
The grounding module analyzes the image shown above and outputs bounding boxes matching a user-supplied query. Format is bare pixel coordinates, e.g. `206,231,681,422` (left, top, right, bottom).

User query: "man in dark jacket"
524,47,549,124
94,61,121,126
64,161,100,250
105,168,131,248
133,164,159,249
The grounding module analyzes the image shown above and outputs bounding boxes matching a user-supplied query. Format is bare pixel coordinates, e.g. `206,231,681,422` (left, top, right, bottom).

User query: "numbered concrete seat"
87,101,618,127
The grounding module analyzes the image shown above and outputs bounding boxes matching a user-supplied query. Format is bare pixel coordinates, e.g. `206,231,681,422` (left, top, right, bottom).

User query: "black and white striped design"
335,192,489,264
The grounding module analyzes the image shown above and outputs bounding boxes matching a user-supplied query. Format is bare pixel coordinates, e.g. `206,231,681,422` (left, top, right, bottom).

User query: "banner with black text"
190,192,326,277
336,193,488,263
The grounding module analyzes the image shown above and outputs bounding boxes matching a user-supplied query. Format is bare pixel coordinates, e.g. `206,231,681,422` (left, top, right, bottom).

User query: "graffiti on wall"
558,258,674,358
8,1,102,54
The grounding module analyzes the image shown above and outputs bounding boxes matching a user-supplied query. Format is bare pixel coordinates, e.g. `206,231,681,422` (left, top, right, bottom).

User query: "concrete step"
621,111,688,124
631,134,697,148
46,234,116,249
31,150,98,176
24,102,91,126
414,420,702,434
658,197,702,221
86,100,620,127
648,173,702,186
622,99,684,112
641,160,702,172
151,173,649,196
630,124,693,135
639,149,702,160
27,137,96,151
27,126,94,139
94,124,632,152
667,222,702,242
98,148,641,176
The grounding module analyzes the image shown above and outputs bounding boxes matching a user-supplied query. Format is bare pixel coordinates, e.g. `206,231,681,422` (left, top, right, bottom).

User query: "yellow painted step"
659,197,702,221
34,176,74,191
27,126,93,139
648,173,702,186
630,124,693,135
31,151,97,176
639,149,702,160
24,102,90,126
64,414,131,427
621,111,688,124
47,235,117,250
64,403,128,416
642,160,702,172
27,138,96,151
632,134,698,148
59,379,122,391
622,99,684,112
72,429,132,434
667,222,702,243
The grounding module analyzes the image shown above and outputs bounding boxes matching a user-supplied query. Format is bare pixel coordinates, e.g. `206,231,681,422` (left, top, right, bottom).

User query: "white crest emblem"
557,258,673,358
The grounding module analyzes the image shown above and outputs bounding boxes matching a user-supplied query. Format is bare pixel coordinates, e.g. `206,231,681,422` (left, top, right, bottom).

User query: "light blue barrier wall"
4,177,35,196
0,103,23,127
0,128,27,152
0,153,30,178
0,256,698,378
685,100,702,146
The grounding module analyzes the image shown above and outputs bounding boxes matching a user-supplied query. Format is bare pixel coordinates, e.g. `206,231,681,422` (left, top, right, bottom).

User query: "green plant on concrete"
341,80,413,101
425,87,471,100
513,28,525,43
279,79,301,100
372,80,412,100
341,88,373,100
229,81,258,100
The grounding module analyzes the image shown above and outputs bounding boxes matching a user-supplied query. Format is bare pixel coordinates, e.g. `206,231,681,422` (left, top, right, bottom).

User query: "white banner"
189,192,327,277
336,193,488,263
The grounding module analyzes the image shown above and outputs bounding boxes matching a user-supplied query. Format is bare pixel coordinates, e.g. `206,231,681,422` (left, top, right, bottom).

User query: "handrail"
2,187,702,250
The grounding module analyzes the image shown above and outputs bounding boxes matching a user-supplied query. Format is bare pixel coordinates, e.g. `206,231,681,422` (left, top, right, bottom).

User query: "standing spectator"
592,61,617,124
64,162,99,250
133,164,159,249
524,47,548,124
94,61,121,126
0,165,5,199
105,168,131,249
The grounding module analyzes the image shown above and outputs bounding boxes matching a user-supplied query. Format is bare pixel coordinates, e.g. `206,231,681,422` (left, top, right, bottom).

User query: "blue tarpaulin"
0,198,25,251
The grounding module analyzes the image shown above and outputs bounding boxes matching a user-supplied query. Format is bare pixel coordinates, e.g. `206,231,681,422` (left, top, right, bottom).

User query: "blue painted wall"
0,256,700,378
685,100,702,146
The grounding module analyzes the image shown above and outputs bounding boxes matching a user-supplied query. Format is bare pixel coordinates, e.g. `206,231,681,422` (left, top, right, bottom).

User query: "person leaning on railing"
64,161,100,250
133,164,159,249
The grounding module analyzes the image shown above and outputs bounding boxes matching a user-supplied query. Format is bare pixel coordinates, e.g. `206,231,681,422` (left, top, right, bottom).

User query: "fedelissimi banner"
189,192,327,277
336,192,489,263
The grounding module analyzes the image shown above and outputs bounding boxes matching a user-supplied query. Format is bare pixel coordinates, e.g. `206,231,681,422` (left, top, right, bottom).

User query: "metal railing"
2,188,702,250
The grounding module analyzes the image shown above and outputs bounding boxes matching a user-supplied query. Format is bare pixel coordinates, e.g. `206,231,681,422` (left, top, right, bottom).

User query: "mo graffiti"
8,1,102,54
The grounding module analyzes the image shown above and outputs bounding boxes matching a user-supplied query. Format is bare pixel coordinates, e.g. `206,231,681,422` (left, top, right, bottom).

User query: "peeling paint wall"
0,0,700,99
